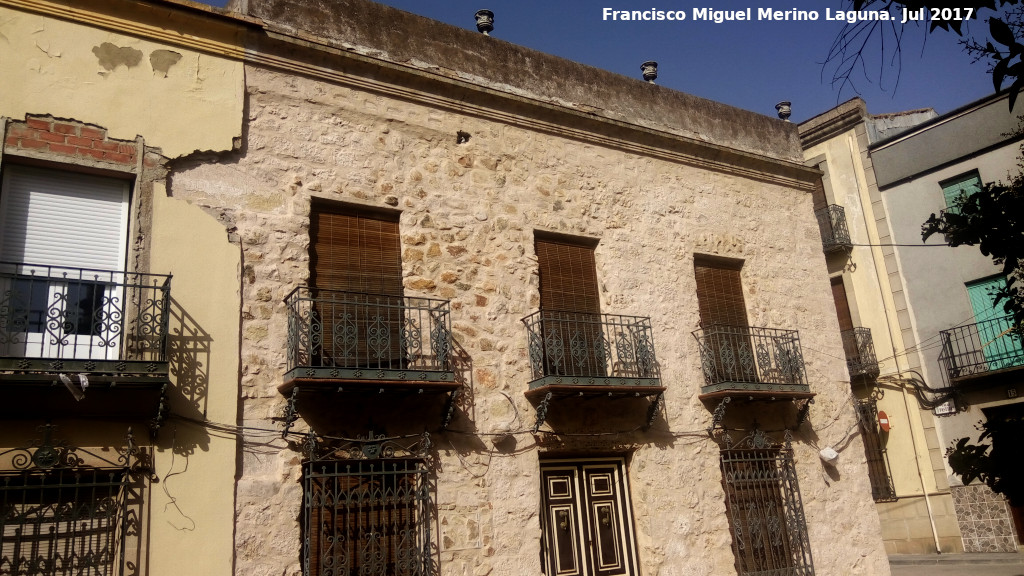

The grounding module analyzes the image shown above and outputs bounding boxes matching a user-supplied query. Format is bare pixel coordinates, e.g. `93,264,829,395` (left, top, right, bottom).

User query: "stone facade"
0,0,893,575
170,0,888,573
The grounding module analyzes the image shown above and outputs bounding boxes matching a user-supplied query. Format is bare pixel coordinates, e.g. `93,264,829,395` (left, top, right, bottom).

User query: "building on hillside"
1,0,892,575
799,91,1024,556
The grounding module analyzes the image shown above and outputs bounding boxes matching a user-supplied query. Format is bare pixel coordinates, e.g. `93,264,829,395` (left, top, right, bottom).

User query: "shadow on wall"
163,297,213,456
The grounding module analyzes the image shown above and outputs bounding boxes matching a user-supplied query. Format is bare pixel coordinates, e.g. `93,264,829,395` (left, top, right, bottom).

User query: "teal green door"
966,277,1023,370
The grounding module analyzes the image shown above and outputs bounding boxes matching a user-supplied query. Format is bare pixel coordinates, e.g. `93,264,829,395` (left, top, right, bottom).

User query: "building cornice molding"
798,101,867,150
3,0,818,190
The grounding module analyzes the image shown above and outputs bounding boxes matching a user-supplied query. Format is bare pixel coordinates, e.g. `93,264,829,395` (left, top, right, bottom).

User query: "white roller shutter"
0,165,129,272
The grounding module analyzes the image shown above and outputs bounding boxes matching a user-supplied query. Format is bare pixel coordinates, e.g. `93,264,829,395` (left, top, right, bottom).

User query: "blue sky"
203,0,996,123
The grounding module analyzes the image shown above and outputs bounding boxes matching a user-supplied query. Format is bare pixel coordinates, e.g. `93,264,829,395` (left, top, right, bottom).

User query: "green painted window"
940,171,982,213
965,276,1023,371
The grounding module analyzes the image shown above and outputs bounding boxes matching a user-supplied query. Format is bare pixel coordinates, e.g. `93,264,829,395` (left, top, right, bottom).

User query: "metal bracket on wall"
280,386,299,439
707,396,732,436
441,388,461,429
533,391,553,432
644,392,663,431
795,397,814,428
149,382,168,439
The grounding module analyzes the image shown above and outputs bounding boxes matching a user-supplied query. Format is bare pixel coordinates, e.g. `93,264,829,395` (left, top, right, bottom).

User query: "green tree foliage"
923,155,1023,502
946,413,1024,506
921,177,1024,330
827,1,1024,107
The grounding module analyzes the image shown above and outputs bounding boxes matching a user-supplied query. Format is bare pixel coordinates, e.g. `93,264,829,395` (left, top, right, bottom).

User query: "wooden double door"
540,458,639,576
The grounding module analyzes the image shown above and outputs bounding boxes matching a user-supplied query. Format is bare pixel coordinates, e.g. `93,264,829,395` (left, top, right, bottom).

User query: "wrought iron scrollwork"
283,288,455,383
795,398,813,428
522,311,660,384
533,391,553,432
692,325,809,393
708,396,732,436
302,433,435,576
441,388,460,430
0,423,137,472
0,264,171,366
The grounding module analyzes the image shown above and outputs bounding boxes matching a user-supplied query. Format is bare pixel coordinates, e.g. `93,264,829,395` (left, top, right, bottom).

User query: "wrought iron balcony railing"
0,262,171,378
815,204,853,252
938,315,1024,386
284,287,454,384
693,325,809,397
841,327,880,379
522,310,660,389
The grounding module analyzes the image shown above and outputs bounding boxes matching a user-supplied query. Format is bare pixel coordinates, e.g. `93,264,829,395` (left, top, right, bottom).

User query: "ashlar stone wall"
170,63,890,576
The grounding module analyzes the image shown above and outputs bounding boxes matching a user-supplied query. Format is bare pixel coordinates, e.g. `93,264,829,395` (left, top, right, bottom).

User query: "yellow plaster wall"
804,123,963,553
0,4,243,157
148,187,240,576
805,130,934,497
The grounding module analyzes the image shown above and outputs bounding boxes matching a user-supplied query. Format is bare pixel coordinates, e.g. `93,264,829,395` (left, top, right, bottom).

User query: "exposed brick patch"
79,148,105,161
5,116,136,166
93,140,120,152
39,131,66,144
25,118,52,131
103,152,133,164
48,143,77,155
80,127,105,140
8,125,38,139
53,123,79,136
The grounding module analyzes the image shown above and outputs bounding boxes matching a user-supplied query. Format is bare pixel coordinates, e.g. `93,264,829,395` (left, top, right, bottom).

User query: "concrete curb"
889,553,1024,566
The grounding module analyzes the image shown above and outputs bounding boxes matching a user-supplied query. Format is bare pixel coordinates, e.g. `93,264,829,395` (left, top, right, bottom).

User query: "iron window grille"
0,425,141,576
814,205,852,253
840,328,880,379
855,399,897,503
720,430,814,576
301,433,435,576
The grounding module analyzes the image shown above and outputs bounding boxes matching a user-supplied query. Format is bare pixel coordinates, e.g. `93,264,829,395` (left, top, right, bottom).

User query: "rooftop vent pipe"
475,10,494,35
775,101,792,122
641,61,658,84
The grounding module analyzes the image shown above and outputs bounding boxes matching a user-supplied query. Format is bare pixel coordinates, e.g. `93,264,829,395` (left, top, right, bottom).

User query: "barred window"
1,429,139,576
303,458,432,576
720,444,814,576
855,400,897,503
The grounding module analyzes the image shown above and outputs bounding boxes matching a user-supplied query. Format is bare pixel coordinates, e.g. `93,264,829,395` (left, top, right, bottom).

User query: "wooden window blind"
310,205,403,296
811,173,828,211
536,237,600,314
831,277,854,333
694,257,748,328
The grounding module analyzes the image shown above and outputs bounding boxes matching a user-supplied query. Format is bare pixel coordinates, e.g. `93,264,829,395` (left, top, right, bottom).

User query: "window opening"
720,431,814,576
